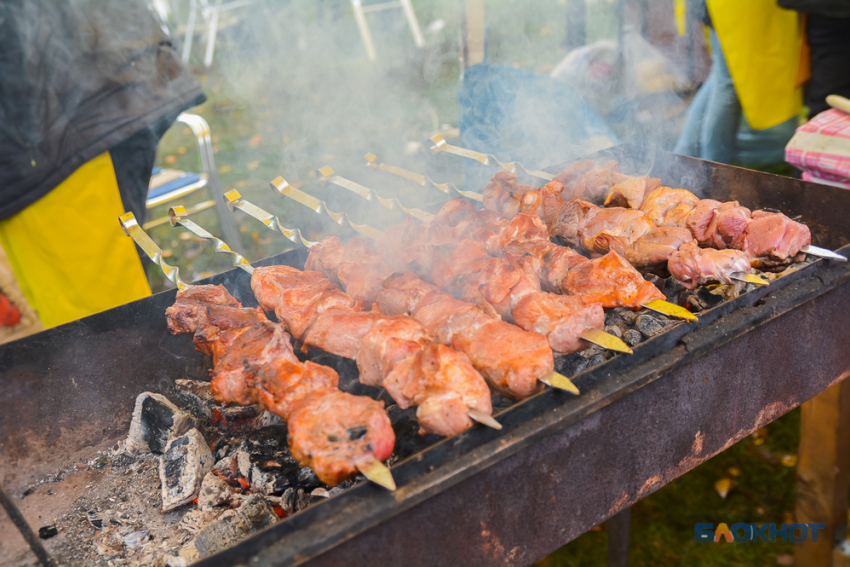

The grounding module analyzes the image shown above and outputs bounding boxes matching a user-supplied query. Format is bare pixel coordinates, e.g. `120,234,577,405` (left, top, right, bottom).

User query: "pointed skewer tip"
467,408,502,430
539,371,580,395
580,328,633,354
730,272,769,287
802,245,848,262
355,458,396,491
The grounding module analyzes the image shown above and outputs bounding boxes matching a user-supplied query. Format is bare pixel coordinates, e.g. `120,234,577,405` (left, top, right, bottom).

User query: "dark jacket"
0,0,205,220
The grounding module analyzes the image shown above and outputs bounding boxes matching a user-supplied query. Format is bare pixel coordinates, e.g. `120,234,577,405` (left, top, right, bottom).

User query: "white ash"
197,473,240,511
159,429,215,511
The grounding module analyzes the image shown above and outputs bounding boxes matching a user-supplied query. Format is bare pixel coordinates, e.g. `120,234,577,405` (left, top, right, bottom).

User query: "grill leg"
795,374,850,567
607,506,631,567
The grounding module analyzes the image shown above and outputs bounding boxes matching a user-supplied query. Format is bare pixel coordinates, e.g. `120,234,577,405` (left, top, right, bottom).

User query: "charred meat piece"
742,210,811,270
562,251,665,309
383,343,492,436
287,389,394,486
605,176,663,209
210,322,298,406
512,292,605,355
355,317,429,387
639,187,701,227
251,359,339,421
166,284,241,335
668,241,752,289
624,227,694,277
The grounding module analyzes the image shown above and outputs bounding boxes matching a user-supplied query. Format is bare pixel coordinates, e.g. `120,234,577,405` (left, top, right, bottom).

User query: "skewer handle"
802,245,848,262
168,206,254,275
467,408,503,430
119,212,191,290
365,153,484,203
318,166,436,223
225,189,319,248
580,328,633,354
430,135,555,181
640,299,698,322
538,371,580,395
730,272,769,287
355,456,397,491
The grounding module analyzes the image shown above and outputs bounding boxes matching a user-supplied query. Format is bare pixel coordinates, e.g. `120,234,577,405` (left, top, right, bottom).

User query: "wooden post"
607,507,631,567
795,374,850,566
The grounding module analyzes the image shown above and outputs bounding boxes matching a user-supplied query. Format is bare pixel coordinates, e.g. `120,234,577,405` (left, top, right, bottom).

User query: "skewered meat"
560,160,622,202
483,171,538,219
375,273,554,400
625,227,694,277
741,210,811,270
512,293,604,354
686,199,722,245
165,284,241,334
167,285,395,486
210,321,298,406
305,237,394,305
251,266,494,436
704,202,752,250
639,187,701,227
553,159,595,185
668,241,751,289
287,389,394,486
605,176,663,209
579,207,655,256
563,251,665,309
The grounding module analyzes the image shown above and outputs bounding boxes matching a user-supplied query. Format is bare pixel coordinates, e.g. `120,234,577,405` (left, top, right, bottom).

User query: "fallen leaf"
178,232,193,241
161,249,173,258
249,134,263,147
715,478,733,499
781,454,798,467
177,146,187,155
247,161,260,170
727,467,741,477
164,155,177,165
776,554,794,566
219,165,231,173
236,180,248,188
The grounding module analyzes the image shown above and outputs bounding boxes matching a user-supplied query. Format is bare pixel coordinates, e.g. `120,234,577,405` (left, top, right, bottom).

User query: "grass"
147,4,806,565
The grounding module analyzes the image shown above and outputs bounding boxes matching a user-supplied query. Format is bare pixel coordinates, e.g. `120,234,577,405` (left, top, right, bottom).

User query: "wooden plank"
795,373,850,566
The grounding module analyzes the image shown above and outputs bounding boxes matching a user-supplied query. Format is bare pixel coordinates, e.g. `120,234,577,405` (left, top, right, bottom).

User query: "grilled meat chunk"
165,284,241,334
604,176,663,209
512,292,605,354
668,241,752,289
639,187,701,228
741,210,811,270
562,251,665,309
624,227,694,277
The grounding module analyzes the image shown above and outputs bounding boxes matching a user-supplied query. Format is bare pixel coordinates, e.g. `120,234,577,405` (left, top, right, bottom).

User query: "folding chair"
181,0,256,67
351,0,424,61
145,113,244,253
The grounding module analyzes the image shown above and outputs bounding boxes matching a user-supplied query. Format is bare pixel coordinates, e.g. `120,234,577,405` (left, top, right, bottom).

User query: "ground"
147,3,805,565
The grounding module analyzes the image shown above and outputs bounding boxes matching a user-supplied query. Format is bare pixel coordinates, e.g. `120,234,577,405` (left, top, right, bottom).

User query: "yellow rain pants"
707,0,804,130
0,152,151,328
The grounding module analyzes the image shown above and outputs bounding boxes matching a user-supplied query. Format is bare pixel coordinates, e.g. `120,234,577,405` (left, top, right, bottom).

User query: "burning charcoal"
386,404,417,426
126,392,196,454
257,410,284,427
159,429,215,511
636,314,664,338
236,451,252,478
580,346,604,359
559,354,588,376
603,325,623,339
587,354,606,367
173,379,214,419
198,472,239,510
250,464,290,495
328,486,345,496
38,525,58,539
618,309,639,325
297,467,322,490
189,494,277,559
123,529,151,548
86,510,105,529
694,286,725,309
623,329,642,347
213,456,239,484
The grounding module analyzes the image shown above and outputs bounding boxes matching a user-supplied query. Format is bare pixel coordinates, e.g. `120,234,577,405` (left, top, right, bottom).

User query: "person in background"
675,0,804,164
777,0,850,117
0,0,205,328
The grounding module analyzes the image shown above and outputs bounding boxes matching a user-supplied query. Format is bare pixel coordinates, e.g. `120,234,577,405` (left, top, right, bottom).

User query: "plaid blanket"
786,108,850,189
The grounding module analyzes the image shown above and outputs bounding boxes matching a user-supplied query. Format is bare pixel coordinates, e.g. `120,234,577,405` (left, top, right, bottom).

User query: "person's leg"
674,68,714,157
0,153,151,328
699,29,741,164
805,15,850,118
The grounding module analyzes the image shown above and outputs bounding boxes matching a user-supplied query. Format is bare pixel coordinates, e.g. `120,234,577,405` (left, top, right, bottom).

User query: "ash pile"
26,379,395,567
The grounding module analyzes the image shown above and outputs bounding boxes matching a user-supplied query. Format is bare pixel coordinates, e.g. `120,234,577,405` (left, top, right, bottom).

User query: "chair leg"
183,0,198,62
204,0,223,68
351,0,377,61
400,0,425,47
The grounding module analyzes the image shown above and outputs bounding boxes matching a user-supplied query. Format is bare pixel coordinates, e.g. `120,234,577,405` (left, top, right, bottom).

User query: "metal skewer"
186,201,502,432
119,212,191,290
261,180,595,391
730,272,769,287
801,245,848,262
430,135,555,181
318,166,435,223
364,153,484,202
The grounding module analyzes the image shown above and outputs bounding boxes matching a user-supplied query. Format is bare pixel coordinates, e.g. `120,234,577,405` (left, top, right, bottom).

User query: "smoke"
150,0,702,288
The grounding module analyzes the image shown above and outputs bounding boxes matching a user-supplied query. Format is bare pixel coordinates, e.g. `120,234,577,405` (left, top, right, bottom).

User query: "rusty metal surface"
3,147,850,566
